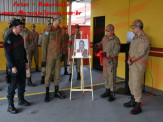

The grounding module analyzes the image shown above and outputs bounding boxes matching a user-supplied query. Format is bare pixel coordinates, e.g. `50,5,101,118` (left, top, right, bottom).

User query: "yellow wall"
0,22,46,69
0,3,67,70
91,0,163,91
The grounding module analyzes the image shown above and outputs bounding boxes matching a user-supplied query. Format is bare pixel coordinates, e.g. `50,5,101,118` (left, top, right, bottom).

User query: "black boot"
100,89,110,98
27,77,35,87
18,97,31,106
77,72,81,80
130,102,142,115
45,87,50,102
64,68,68,75
123,95,136,107
35,65,40,72
108,91,115,102
41,76,45,84
51,75,54,82
69,74,72,82
54,86,66,99
7,100,18,114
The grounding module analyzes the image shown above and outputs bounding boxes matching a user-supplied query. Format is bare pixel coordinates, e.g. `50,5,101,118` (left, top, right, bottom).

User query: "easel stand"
70,34,94,101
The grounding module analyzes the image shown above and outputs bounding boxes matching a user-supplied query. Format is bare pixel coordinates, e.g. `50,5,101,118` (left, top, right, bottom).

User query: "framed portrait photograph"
75,39,89,58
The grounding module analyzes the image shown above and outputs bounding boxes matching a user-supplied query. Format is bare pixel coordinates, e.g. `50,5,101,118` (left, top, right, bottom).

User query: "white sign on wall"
127,31,135,42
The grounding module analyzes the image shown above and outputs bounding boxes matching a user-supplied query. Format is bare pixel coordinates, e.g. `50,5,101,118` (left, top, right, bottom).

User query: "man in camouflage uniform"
19,17,35,87
95,24,121,102
42,15,66,102
68,24,81,82
62,26,69,75
39,19,52,84
3,18,16,40
38,19,51,46
30,24,40,72
123,19,150,115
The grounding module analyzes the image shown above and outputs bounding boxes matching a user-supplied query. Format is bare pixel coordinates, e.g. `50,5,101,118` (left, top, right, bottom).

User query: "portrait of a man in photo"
77,40,88,57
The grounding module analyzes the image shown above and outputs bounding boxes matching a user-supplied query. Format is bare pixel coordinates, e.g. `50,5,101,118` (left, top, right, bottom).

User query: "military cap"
45,19,51,25
53,14,64,20
9,19,24,28
20,16,26,23
104,24,114,32
8,17,16,24
74,24,80,28
62,26,67,29
130,19,143,29
31,24,36,27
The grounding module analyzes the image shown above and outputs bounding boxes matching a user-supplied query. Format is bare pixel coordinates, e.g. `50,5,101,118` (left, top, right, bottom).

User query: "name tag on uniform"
45,32,49,35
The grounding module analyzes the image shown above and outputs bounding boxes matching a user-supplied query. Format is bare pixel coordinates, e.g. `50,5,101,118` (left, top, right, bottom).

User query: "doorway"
93,16,105,71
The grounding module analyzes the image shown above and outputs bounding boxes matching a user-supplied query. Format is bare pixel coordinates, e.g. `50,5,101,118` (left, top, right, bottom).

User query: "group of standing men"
3,15,150,116
3,17,40,87
94,19,150,115
3,15,83,114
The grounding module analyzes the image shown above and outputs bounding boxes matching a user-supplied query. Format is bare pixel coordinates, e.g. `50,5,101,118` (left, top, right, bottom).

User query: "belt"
106,56,118,60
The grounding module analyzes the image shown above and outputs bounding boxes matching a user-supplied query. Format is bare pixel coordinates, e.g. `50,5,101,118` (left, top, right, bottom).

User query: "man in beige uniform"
3,18,16,40
123,19,150,115
31,24,40,72
42,15,66,102
39,19,52,84
95,24,121,101
38,19,51,46
19,17,35,87
3,20,10,40
68,24,81,81
62,26,69,75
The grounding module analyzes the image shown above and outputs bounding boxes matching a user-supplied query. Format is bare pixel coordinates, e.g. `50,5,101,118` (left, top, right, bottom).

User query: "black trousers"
7,62,26,101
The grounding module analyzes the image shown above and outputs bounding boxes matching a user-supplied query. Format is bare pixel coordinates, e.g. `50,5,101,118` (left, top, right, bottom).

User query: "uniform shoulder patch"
45,32,49,35
7,40,11,44
141,37,148,43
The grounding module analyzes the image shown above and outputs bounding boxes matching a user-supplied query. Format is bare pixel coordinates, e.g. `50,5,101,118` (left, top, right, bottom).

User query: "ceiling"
67,0,97,3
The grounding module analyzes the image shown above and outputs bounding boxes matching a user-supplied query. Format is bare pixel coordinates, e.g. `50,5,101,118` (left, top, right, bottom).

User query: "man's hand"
127,59,132,65
131,57,138,63
100,52,106,57
93,44,100,53
41,62,46,67
25,63,29,70
12,67,17,74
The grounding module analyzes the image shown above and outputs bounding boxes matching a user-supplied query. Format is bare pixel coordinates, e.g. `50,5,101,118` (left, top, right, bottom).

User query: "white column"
68,0,72,36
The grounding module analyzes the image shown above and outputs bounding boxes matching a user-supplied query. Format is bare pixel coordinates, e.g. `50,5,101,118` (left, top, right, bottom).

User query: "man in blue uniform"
4,19,31,114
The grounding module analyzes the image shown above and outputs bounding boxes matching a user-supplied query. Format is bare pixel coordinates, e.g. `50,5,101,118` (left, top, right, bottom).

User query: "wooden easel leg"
81,58,84,93
70,58,75,100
